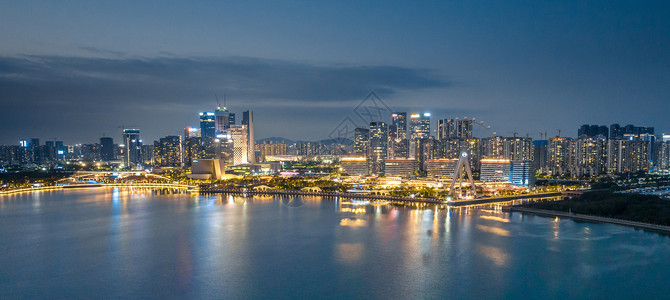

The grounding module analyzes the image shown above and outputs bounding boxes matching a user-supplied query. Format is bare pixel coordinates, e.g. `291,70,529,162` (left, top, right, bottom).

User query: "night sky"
1,1,668,144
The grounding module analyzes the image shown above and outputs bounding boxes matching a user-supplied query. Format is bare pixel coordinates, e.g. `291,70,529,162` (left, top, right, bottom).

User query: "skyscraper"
409,113,430,159
199,112,216,144
390,112,409,158
228,125,248,165
437,118,473,140
154,136,182,168
215,105,235,133
368,121,388,175
242,110,255,163
122,129,142,168
353,128,369,155
100,137,114,161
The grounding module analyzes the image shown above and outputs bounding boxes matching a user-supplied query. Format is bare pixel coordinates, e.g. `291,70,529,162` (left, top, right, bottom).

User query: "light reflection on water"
0,188,668,299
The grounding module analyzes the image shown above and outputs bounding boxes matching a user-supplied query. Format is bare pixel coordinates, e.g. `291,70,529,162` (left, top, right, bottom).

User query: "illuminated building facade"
228,125,248,165
122,129,142,167
353,128,369,155
607,139,650,174
437,118,473,140
510,160,535,186
481,137,532,161
384,158,418,177
548,137,572,176
368,121,388,176
242,110,255,163
480,159,511,182
425,159,458,178
154,135,182,168
390,112,409,158
258,142,287,162
341,156,367,176
199,112,216,145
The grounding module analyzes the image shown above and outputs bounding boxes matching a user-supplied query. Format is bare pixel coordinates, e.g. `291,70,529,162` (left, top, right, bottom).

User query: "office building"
425,159,458,178
353,128,369,155
122,129,142,167
480,159,511,182
510,160,536,186
368,121,388,175
341,156,368,176
384,158,418,177
438,118,473,140
100,137,114,161
154,136,182,168
199,112,216,145
390,112,409,158
242,110,255,163
228,125,248,165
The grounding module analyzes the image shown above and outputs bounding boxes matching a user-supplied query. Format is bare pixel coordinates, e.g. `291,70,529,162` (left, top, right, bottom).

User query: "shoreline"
0,183,198,195
505,206,670,235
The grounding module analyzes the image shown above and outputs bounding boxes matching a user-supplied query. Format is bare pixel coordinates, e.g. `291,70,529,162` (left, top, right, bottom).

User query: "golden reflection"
337,243,363,263
340,218,367,228
479,215,510,223
476,224,511,237
479,245,508,266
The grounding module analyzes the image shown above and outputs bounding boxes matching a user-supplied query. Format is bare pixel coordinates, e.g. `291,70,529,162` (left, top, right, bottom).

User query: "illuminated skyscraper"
228,125,248,165
200,112,216,143
409,113,430,159
438,118,473,140
353,128,369,155
154,135,182,168
390,112,408,158
368,121,388,175
242,110,255,163
122,129,142,167
215,105,235,133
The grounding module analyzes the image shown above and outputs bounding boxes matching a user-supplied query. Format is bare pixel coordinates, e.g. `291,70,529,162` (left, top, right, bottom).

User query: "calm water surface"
0,188,668,299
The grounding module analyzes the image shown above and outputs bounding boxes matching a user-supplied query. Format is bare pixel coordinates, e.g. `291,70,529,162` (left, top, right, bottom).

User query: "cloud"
0,55,450,143
0,55,449,106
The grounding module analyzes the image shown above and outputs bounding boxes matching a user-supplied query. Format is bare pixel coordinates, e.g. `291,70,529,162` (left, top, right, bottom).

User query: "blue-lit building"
200,112,216,144
510,160,536,186
122,129,142,167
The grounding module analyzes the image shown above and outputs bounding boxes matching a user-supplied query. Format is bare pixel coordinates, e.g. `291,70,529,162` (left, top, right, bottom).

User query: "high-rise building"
409,113,430,159
532,140,548,174
425,159,458,178
607,139,650,174
610,124,654,140
390,112,409,158
481,137,532,161
353,128,369,155
100,137,115,161
215,105,236,133
242,110,255,163
409,113,431,140
258,142,287,162
228,125,248,165
573,137,607,176
199,112,216,145
438,118,473,140
578,124,609,139
154,136,182,168
122,129,142,167
368,121,388,176
548,137,572,176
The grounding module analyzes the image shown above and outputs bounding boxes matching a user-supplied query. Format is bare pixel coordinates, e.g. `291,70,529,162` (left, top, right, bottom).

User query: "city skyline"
1,1,669,144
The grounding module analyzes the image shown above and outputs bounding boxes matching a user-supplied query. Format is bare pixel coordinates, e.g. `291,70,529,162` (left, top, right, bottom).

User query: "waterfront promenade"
506,206,670,235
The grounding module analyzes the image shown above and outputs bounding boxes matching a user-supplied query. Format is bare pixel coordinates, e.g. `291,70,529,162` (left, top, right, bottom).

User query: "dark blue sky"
1,0,668,144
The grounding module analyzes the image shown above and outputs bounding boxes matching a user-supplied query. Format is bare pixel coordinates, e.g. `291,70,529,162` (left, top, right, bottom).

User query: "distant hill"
257,137,353,145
